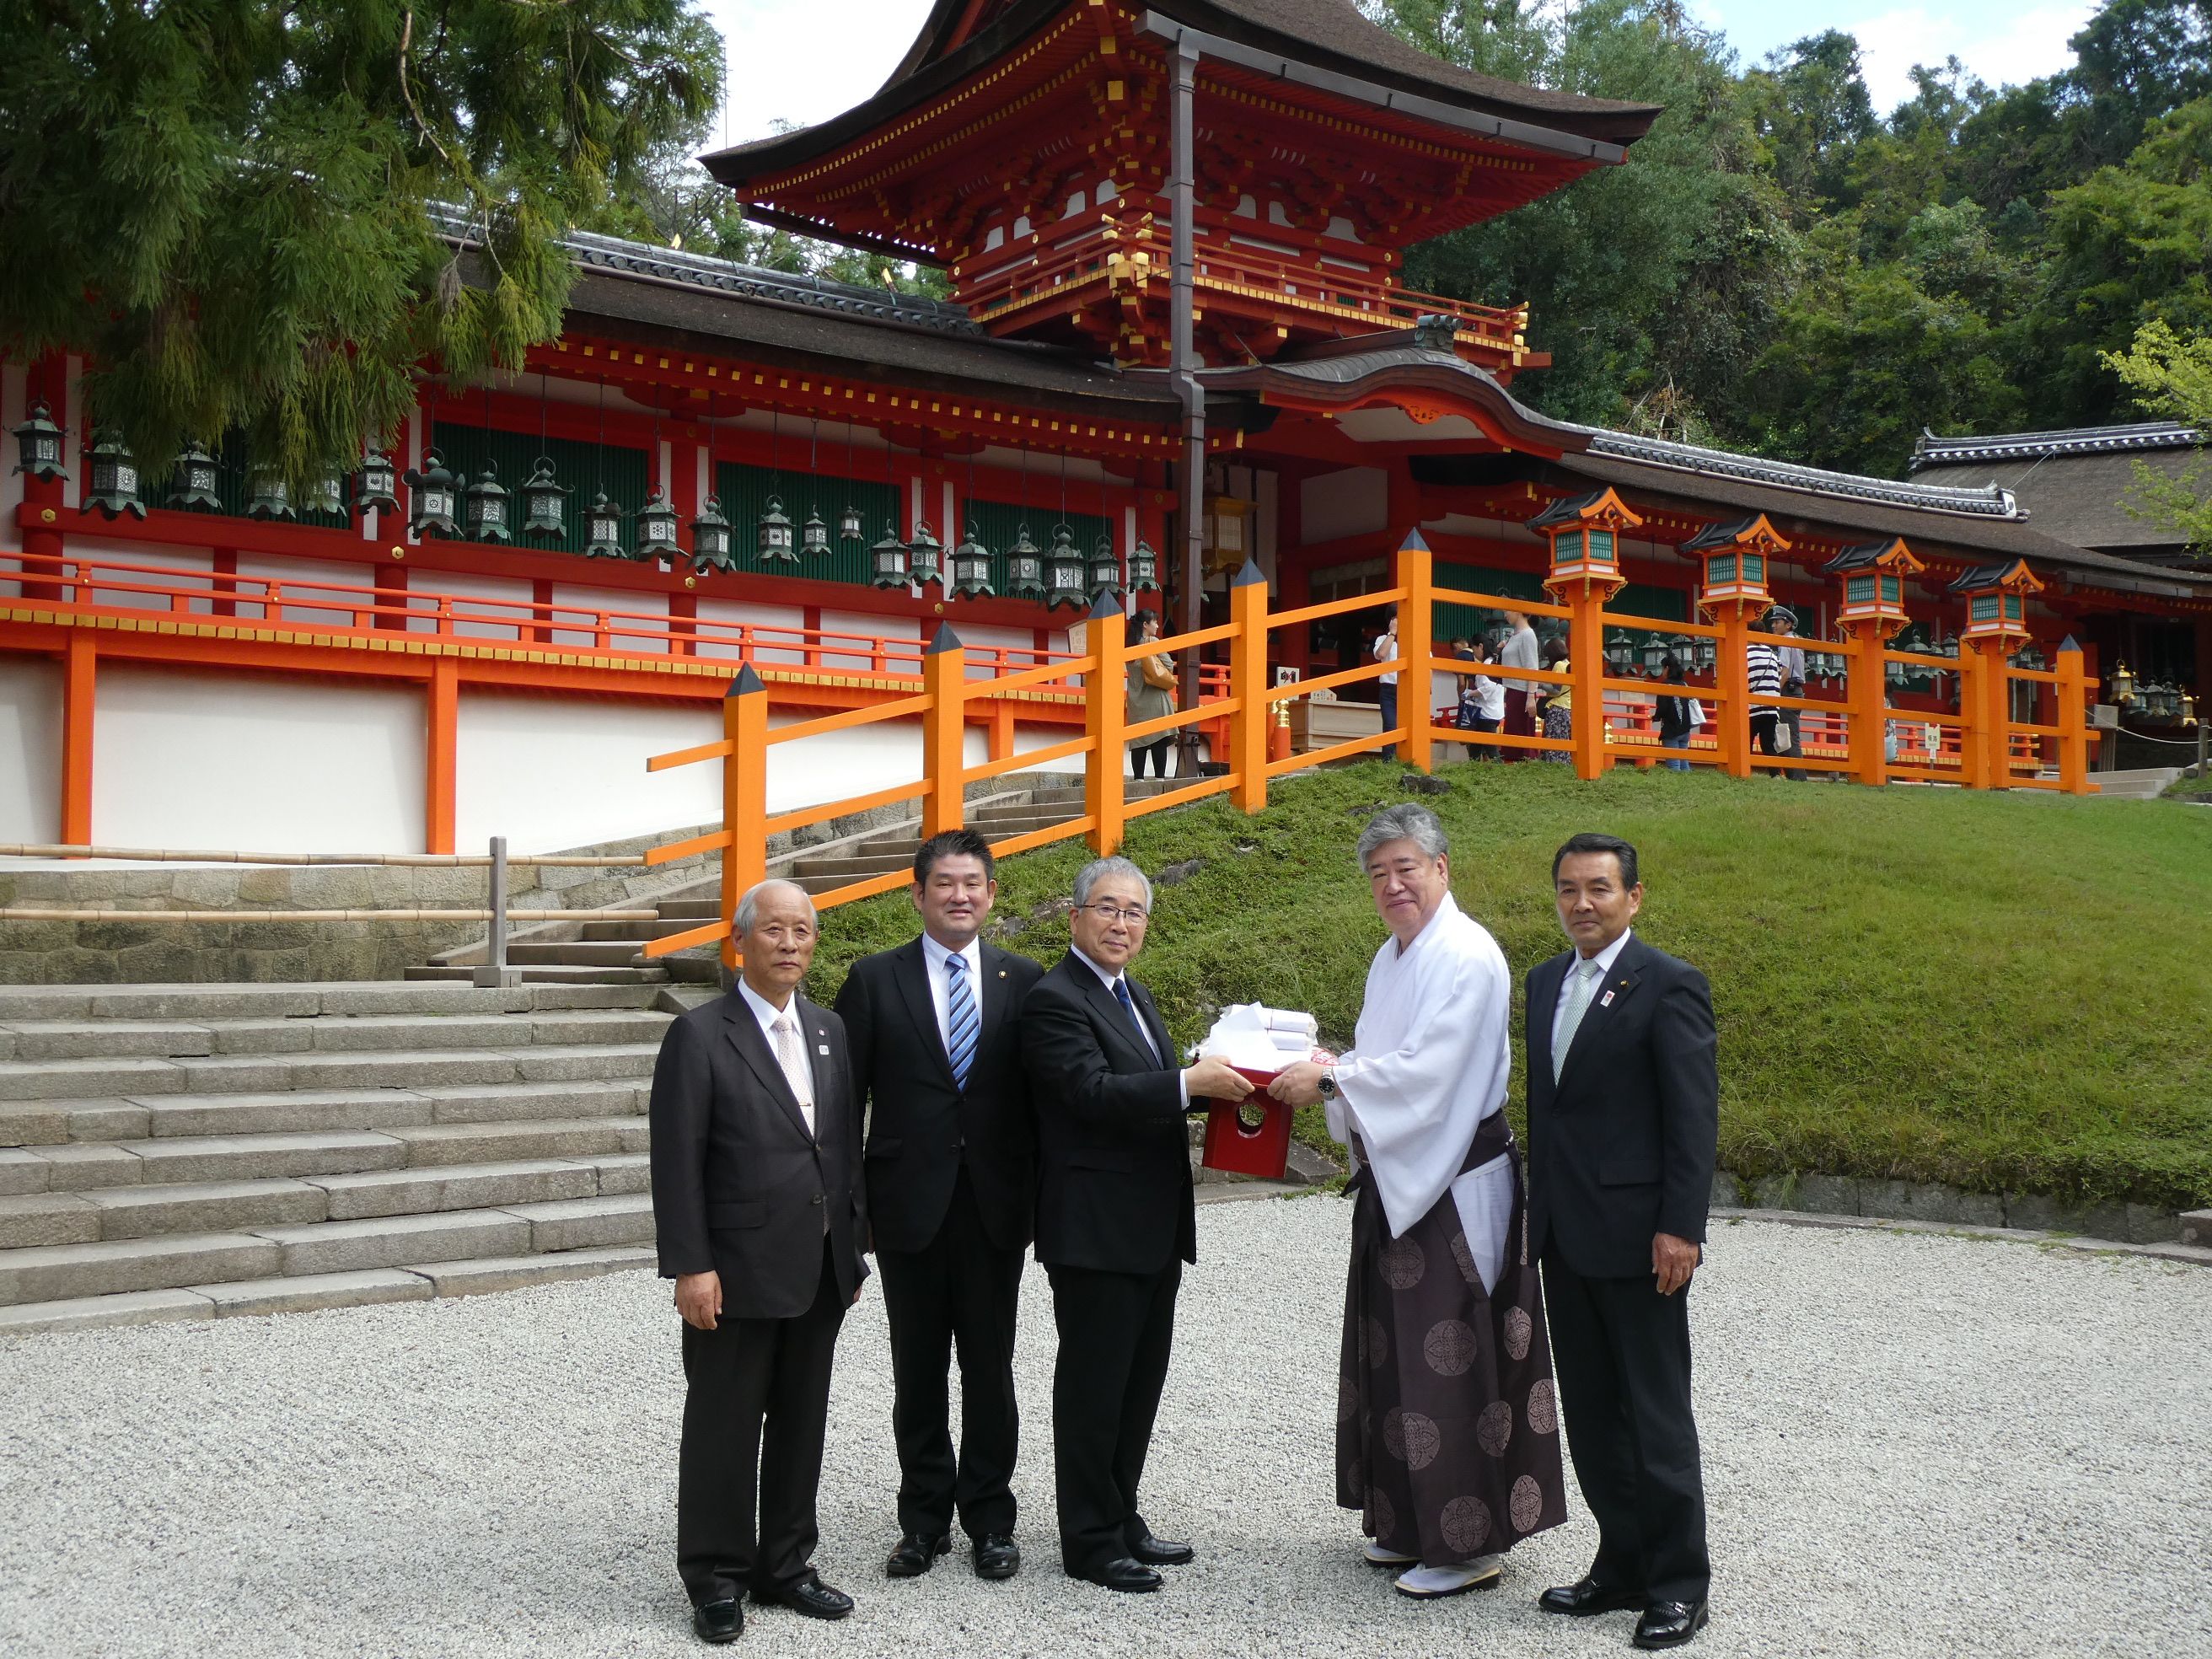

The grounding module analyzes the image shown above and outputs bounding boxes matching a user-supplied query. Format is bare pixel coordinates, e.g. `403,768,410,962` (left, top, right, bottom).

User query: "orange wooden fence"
642,535,2098,968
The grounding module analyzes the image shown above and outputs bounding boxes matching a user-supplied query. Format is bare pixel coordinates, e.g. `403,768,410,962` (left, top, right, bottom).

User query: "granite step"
403,964,672,985
506,941,655,967
578,918,711,942
0,981,662,1023
129,1077,646,1138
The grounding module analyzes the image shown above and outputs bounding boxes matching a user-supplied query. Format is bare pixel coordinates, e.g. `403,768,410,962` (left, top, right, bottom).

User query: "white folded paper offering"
1196,1003,1322,1075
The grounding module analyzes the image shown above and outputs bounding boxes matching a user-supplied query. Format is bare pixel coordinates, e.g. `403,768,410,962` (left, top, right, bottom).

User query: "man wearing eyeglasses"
1020,856,1255,1594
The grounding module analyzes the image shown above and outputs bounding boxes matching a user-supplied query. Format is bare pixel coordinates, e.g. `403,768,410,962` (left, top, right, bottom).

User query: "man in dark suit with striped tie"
835,830,1044,1582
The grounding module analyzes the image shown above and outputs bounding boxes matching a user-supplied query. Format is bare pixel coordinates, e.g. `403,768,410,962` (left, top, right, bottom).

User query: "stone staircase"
0,980,684,1334
408,776,1184,985
2091,765,2184,801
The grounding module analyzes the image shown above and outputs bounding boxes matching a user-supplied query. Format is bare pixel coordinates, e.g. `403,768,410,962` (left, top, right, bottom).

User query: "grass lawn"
804,760,2212,1211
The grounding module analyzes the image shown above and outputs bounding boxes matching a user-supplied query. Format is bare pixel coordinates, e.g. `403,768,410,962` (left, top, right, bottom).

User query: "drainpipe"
1169,32,1205,726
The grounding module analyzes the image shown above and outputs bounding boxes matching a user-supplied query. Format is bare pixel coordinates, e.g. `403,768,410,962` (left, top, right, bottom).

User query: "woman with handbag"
1125,609,1178,778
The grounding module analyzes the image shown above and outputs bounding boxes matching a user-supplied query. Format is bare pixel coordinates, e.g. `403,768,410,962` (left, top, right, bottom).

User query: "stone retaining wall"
1715,1169,2182,1246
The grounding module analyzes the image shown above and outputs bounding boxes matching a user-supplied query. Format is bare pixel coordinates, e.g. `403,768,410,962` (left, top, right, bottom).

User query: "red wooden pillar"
425,658,459,854
60,631,95,849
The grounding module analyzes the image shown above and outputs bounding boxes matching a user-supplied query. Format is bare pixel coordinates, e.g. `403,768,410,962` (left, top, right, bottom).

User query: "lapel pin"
1600,990,1616,1007
997,969,1007,979
817,1043,830,1055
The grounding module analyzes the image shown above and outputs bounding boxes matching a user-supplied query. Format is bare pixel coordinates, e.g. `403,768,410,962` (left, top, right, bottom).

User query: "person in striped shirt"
1747,608,1808,778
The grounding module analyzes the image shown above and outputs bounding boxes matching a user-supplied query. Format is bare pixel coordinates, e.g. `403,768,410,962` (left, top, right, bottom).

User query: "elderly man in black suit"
1020,855,1254,1593
1524,833,1719,1651
835,829,1044,1582
648,878,868,1645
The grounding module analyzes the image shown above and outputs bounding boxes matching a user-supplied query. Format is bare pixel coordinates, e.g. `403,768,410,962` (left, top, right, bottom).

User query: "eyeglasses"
1079,902,1149,925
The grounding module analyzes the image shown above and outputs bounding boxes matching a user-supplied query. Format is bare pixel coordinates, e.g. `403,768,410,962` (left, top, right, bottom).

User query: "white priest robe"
1326,891,1515,1291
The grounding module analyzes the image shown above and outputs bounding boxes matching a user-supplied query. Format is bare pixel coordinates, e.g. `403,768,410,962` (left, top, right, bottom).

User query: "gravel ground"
3,1199,2208,1659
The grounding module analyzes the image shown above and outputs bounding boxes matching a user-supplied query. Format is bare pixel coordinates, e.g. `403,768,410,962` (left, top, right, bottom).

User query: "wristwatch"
1317,1068,1338,1102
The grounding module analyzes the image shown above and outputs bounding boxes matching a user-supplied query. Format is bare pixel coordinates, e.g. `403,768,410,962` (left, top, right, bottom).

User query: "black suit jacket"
835,937,1044,1254
648,987,868,1319
1525,933,1719,1279
1021,951,1197,1275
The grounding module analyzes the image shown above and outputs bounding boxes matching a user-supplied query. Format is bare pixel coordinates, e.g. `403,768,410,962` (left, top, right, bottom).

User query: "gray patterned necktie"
1553,957,1603,1083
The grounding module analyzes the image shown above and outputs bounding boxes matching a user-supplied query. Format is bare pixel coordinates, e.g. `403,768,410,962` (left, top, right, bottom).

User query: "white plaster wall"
1301,467,1388,545
0,653,62,842
694,598,806,665
405,569,534,642
822,608,921,674
949,621,1047,679
456,691,720,854
550,583,668,652
234,554,373,629
74,543,217,612
94,668,424,853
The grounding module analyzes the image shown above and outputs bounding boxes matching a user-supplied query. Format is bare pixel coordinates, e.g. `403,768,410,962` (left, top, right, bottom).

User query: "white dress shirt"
1552,926,1635,1058
1071,947,1189,1106
919,930,984,1056
1373,628,1399,686
738,977,814,1136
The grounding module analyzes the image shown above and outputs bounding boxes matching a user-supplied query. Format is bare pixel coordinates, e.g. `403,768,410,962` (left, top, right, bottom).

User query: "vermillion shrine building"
4,0,2207,860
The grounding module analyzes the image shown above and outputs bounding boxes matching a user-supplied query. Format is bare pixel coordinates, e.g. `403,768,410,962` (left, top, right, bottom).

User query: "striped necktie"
1553,958,1603,1084
944,952,978,1090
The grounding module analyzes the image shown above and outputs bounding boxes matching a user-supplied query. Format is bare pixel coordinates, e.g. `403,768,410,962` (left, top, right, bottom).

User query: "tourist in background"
1374,609,1400,760
1539,636,1573,763
1499,609,1540,760
1466,642,1506,760
1768,608,1808,779
648,879,869,1644
1125,610,1177,780
1524,834,1718,1650
1654,658,1699,771
1266,804,1566,1600
1747,608,1807,778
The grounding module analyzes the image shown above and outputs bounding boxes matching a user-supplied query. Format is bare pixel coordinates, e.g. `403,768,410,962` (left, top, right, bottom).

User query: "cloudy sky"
693,0,2097,150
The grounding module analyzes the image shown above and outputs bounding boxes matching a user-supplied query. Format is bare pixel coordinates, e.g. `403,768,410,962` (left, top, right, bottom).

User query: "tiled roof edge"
1909,421,2204,469
426,204,983,337
1581,430,2023,520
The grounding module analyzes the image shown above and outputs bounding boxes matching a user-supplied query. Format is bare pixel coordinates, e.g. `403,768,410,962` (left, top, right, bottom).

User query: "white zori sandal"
1393,1556,1505,1598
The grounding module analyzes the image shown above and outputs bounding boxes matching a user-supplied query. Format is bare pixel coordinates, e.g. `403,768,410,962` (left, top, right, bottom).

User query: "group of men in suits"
647,816,1717,1650
647,832,1252,1644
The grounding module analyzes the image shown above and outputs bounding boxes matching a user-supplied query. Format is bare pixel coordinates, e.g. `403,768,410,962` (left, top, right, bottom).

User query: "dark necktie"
1114,975,1159,1063
945,953,978,1089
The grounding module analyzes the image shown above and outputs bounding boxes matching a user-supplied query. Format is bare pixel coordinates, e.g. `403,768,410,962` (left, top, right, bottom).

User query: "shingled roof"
1907,422,2205,559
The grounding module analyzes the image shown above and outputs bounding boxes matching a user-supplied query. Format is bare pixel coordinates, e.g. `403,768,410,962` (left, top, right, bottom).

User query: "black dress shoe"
972,1534,1021,1580
1128,1534,1195,1567
886,1532,950,1578
754,1573,854,1620
1633,1599,1710,1649
690,1598,743,1644
1538,1576,1646,1616
1069,1557,1162,1592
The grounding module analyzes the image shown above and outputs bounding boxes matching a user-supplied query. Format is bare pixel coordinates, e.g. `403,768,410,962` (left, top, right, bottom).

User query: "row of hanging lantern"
2108,663,2199,723
16,395,1166,607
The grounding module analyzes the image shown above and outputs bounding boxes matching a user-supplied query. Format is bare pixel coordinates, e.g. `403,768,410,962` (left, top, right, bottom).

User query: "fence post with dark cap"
1230,556,1270,813
1083,594,1127,856
724,665,769,970
921,622,967,837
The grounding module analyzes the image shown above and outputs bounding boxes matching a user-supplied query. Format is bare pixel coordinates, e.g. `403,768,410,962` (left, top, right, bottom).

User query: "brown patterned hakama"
1336,1116,1567,1566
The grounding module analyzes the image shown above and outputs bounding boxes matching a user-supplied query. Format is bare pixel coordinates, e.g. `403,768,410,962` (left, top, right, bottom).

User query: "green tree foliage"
1372,0,2212,476
2102,320,2212,549
0,0,721,486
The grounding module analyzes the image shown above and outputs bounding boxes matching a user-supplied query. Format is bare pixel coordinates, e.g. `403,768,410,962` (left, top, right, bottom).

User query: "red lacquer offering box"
1200,1066,1296,1178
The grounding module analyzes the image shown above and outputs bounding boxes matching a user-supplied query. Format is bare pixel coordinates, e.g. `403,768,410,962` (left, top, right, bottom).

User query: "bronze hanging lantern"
950,523,994,599
1129,534,1161,593
1006,523,1045,602
690,494,734,573
583,492,627,558
870,521,910,588
168,440,223,510
1043,523,1086,610
1088,534,1122,603
801,507,830,557
756,496,797,565
81,432,147,518
11,400,67,481
353,447,400,516
462,461,510,543
907,521,944,588
636,485,680,561
246,467,297,521
519,457,569,541
403,448,458,536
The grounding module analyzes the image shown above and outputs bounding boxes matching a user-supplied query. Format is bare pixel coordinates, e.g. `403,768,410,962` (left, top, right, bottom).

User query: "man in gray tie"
1523,834,1719,1650
649,879,868,1643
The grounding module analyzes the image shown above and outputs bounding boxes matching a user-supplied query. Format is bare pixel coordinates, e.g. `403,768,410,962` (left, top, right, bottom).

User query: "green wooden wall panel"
432,423,647,558
714,460,899,588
